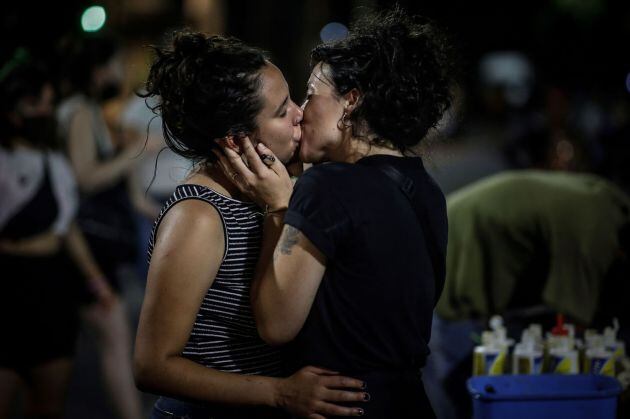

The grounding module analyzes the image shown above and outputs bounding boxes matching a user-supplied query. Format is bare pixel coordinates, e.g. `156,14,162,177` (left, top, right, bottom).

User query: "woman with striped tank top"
133,31,367,419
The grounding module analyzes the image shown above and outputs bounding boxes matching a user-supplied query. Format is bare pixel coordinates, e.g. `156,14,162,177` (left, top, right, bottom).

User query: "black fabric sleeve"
283,169,351,260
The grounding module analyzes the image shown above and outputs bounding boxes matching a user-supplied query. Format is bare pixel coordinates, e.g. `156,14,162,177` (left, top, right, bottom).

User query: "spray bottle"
513,329,544,374
584,334,615,376
472,316,512,375
548,314,579,374
473,331,498,376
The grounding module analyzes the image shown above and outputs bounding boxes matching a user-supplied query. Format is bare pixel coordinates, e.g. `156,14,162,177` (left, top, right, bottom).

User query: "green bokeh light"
81,6,106,32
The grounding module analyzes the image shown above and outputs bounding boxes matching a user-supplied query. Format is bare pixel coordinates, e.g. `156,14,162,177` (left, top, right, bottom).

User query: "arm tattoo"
279,226,300,256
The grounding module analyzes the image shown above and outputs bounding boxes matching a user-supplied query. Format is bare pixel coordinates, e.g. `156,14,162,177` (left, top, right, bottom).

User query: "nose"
292,100,303,124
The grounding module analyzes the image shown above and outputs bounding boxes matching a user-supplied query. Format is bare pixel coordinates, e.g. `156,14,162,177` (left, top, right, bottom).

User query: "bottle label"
516,354,543,374
473,350,506,375
588,355,615,376
473,351,484,376
550,354,578,374
606,343,626,358
487,351,506,375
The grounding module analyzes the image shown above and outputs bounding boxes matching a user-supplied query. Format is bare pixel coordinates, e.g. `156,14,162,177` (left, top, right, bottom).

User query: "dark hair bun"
172,32,207,58
141,31,268,163
311,7,457,151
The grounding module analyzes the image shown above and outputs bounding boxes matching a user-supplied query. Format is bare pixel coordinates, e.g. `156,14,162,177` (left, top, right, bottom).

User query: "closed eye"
274,95,289,117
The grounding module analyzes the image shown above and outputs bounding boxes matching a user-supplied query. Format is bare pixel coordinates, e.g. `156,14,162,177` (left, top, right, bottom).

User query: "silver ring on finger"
260,154,276,166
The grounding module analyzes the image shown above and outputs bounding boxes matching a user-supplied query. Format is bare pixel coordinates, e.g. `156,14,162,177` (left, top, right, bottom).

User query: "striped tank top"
148,184,283,376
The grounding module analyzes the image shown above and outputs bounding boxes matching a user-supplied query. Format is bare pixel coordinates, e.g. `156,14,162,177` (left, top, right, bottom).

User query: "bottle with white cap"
472,316,512,376
528,324,543,346
513,329,544,374
547,314,579,374
585,334,616,376
473,331,498,376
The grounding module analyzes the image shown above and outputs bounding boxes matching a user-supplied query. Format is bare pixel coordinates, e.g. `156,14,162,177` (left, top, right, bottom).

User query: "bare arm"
215,139,327,346
251,214,326,345
128,168,161,220
124,126,163,220
133,198,364,415
65,222,104,279
67,105,139,194
133,199,260,403
64,222,116,307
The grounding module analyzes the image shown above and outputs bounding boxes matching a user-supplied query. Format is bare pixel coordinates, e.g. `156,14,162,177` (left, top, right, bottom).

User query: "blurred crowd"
425,50,630,196
1,1,629,418
0,35,188,419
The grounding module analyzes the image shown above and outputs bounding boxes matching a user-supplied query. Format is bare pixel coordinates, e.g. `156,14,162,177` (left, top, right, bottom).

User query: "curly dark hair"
141,31,268,163
311,7,457,151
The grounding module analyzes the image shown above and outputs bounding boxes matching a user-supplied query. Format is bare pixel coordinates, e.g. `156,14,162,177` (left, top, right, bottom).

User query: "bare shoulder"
67,104,95,154
155,198,224,247
69,102,93,128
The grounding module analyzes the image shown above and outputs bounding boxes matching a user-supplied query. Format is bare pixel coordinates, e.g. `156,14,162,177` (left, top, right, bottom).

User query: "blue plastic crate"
467,375,621,419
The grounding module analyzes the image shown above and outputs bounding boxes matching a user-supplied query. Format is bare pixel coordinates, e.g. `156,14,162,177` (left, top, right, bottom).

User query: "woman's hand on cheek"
214,136,293,211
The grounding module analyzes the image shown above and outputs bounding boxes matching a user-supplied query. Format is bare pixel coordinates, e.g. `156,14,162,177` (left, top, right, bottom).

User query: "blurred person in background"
56,36,144,419
217,8,456,418
134,31,366,419
119,93,190,281
423,51,531,195
598,91,630,195
0,53,114,419
424,170,630,419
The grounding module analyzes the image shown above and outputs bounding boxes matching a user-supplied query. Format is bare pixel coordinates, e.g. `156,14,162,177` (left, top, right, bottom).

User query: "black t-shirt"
283,154,447,374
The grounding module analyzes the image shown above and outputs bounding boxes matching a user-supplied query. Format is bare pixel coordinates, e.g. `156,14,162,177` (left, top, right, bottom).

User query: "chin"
283,151,300,165
300,154,323,165
299,148,312,164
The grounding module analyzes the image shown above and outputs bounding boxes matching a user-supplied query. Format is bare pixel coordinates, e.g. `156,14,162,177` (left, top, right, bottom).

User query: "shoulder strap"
359,159,444,304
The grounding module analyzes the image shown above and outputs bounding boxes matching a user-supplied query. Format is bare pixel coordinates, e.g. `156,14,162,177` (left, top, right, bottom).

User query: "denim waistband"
152,396,287,419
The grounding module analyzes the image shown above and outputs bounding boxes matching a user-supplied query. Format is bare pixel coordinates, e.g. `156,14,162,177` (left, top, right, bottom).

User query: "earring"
337,111,353,130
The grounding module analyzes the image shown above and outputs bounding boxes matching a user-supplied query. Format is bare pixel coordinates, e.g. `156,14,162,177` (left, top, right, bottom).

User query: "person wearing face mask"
56,36,145,419
217,8,457,418
133,31,367,419
0,55,115,419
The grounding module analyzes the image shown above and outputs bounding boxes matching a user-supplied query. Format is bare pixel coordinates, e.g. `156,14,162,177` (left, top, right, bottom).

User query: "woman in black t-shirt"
217,8,456,418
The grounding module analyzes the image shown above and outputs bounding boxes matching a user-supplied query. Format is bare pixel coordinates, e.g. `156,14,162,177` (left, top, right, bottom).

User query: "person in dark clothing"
217,7,457,418
0,55,114,419
424,170,630,419
56,36,145,419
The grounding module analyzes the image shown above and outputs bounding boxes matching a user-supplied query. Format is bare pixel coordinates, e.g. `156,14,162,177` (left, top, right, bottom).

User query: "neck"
340,135,403,163
188,163,250,202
